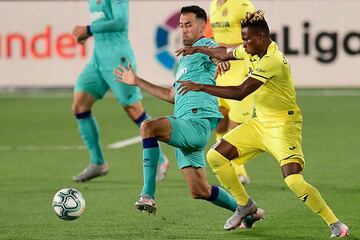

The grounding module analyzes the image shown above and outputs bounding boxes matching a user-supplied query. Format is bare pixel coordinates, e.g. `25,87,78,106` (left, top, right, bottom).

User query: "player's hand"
72,26,89,44
215,61,231,78
114,63,138,86
177,80,203,95
175,46,198,57
77,35,89,45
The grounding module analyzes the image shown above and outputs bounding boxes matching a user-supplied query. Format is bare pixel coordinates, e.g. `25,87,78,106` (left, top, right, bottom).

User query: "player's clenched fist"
72,25,90,44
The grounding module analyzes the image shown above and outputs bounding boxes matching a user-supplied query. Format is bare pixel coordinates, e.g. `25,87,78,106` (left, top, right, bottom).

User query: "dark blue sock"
134,111,149,127
206,185,237,212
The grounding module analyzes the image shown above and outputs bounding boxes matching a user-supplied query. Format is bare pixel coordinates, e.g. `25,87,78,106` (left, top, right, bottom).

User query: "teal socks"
141,137,160,197
75,111,104,165
207,185,237,212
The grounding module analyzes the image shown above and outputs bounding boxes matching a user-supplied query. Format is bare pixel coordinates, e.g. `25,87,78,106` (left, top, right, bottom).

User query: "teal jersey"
88,0,136,71
174,37,223,121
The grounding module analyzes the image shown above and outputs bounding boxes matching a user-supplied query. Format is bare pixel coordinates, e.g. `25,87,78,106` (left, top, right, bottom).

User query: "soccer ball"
52,188,85,220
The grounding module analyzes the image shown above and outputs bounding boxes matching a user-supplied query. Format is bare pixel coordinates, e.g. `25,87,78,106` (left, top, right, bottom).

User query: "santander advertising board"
1,26,88,60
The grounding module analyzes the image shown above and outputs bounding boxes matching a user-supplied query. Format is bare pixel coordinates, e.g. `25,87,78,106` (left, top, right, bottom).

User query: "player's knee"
72,93,94,114
71,102,90,115
140,120,157,138
284,174,306,194
207,148,228,169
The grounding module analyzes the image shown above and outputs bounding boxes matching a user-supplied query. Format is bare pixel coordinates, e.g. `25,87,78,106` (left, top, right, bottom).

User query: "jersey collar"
192,36,205,46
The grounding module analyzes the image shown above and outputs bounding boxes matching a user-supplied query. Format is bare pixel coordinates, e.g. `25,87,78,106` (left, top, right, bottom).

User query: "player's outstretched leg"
73,110,109,182
207,147,260,230
283,162,350,238
135,118,170,214
131,110,169,182
135,137,160,214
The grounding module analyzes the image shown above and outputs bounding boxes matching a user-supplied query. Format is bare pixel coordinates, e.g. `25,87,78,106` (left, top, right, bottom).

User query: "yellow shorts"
222,118,305,168
216,60,254,124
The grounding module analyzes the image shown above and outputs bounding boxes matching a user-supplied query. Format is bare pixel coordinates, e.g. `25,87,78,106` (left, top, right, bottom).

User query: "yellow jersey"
209,0,255,45
234,42,302,122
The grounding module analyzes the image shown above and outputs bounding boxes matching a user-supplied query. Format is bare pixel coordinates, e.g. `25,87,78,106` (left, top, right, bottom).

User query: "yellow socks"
207,148,249,205
284,174,338,225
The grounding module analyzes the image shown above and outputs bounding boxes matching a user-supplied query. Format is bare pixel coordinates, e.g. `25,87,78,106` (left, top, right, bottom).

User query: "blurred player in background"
207,0,256,184
176,10,350,237
71,0,168,182
115,5,264,228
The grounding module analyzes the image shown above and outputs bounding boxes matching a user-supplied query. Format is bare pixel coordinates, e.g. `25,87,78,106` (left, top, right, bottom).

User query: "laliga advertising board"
0,0,359,88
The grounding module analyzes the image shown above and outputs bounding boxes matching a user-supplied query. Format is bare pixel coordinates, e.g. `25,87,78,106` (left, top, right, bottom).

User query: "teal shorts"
74,62,142,106
167,117,213,169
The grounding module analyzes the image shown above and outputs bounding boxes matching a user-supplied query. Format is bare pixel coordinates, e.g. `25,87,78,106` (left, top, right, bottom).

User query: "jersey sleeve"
201,39,217,63
249,55,280,83
204,39,217,48
233,46,247,60
90,0,127,33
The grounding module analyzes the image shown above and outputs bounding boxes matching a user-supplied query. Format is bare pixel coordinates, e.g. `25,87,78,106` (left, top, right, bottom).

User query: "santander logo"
0,25,88,60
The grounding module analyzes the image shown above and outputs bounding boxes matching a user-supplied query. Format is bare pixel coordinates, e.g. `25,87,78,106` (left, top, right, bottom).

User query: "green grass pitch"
0,89,359,240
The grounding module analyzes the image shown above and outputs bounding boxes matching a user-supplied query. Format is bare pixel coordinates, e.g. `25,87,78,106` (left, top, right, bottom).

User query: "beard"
182,38,191,46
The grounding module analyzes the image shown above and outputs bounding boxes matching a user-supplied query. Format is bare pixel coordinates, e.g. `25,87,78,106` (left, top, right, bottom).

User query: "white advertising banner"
0,0,359,88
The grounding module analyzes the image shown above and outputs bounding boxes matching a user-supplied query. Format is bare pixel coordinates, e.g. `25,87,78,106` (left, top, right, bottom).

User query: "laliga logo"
155,11,182,71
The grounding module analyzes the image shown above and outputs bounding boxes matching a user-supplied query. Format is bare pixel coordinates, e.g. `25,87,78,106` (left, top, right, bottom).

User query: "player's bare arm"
177,77,263,101
115,63,175,104
176,46,236,61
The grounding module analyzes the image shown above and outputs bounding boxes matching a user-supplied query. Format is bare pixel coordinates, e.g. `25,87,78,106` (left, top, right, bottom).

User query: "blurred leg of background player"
72,69,168,182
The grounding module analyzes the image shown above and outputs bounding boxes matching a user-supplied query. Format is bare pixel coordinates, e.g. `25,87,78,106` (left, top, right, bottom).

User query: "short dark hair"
241,10,270,35
181,5,207,23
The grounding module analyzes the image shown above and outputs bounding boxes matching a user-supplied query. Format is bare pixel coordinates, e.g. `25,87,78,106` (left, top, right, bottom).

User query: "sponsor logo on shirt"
211,21,230,29
205,40,215,45
90,11,105,23
176,67,187,80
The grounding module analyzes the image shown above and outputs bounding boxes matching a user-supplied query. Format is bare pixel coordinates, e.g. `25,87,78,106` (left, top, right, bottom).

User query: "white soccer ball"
52,188,85,220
